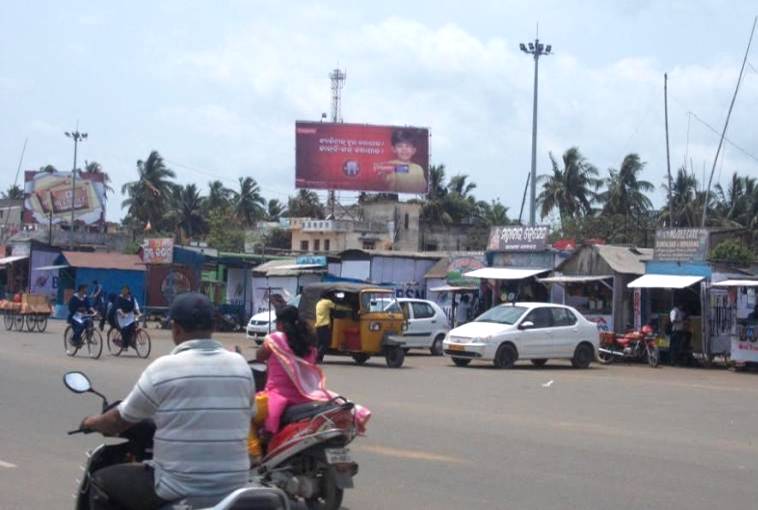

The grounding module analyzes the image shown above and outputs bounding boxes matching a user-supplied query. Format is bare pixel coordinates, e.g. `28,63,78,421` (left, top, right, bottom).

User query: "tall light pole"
519,38,552,226
65,128,87,247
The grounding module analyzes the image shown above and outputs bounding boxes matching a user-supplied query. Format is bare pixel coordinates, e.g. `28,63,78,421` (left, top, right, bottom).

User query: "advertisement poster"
447,255,484,286
29,250,59,302
295,121,430,193
732,325,758,362
654,228,709,262
488,226,550,251
23,170,106,225
142,238,174,264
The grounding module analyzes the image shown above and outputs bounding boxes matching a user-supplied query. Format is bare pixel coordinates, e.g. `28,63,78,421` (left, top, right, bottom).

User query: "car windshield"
362,292,401,313
475,305,527,325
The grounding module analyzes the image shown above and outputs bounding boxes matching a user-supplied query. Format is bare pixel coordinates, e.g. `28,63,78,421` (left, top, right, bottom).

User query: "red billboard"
295,121,430,194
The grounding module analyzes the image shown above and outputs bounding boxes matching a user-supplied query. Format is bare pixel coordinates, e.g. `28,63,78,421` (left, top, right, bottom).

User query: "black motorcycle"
63,371,290,510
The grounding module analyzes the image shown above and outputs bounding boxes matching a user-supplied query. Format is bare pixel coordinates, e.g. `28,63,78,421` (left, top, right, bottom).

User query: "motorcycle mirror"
63,371,92,394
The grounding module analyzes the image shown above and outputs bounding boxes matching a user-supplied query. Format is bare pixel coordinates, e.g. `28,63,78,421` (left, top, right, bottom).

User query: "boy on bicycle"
68,284,96,347
116,285,140,349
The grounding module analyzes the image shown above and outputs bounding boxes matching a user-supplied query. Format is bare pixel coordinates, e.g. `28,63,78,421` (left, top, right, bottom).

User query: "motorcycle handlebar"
67,427,94,435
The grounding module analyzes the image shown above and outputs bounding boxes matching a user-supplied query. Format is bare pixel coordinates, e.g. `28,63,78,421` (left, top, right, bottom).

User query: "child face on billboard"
393,141,417,162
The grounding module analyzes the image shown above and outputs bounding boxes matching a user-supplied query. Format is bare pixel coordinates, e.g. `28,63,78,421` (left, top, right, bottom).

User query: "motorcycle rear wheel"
597,347,615,365
646,344,660,368
305,466,344,510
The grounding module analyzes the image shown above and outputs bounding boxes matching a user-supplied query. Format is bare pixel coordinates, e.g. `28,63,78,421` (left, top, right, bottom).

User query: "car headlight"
370,321,382,332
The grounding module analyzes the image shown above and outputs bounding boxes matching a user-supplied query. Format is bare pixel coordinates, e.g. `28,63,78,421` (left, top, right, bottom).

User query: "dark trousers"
121,323,136,348
316,326,331,358
670,331,684,366
69,318,89,345
90,463,169,510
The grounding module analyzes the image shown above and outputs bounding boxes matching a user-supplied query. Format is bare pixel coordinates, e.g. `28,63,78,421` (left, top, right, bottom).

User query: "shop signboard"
488,226,549,252
23,170,106,225
142,238,174,264
654,228,709,262
295,121,430,194
296,255,327,267
732,325,758,362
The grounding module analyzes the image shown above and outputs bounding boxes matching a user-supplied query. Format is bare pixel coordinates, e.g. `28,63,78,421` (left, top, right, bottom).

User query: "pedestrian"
455,294,471,327
314,291,335,362
669,303,686,366
116,285,140,350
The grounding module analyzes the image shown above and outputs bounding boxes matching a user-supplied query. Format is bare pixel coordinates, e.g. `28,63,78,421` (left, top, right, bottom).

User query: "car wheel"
430,335,445,356
451,357,471,367
531,358,548,367
571,343,594,369
493,343,518,369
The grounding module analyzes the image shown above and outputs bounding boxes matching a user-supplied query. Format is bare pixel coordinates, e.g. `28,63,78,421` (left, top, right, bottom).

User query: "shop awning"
32,264,69,271
627,274,704,289
712,279,758,288
429,285,479,293
0,255,28,267
538,275,613,284
464,267,548,280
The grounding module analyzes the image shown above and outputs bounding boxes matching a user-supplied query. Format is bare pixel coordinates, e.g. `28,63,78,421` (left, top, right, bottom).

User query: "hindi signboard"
295,121,430,194
487,226,549,252
142,238,174,264
654,228,709,262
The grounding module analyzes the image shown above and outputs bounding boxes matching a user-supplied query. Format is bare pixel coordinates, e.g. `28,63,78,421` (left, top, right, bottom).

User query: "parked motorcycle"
249,361,361,510
63,371,289,510
597,325,661,368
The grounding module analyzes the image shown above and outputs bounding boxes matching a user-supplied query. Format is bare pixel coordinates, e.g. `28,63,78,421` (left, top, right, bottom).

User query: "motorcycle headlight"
370,321,382,332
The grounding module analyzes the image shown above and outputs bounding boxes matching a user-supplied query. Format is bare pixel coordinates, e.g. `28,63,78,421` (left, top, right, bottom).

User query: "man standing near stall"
669,302,686,366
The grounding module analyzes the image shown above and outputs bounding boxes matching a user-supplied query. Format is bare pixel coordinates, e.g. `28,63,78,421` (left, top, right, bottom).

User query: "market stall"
711,279,758,364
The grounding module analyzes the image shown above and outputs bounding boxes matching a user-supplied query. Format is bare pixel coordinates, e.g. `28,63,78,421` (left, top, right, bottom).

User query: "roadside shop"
251,256,327,315
424,253,484,325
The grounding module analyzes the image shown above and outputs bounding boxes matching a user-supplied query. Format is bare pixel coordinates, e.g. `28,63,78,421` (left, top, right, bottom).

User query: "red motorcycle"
597,325,661,368
249,362,361,510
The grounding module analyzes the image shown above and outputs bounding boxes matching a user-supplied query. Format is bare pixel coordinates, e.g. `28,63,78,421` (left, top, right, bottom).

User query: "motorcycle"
597,325,661,368
249,361,361,510
63,371,289,510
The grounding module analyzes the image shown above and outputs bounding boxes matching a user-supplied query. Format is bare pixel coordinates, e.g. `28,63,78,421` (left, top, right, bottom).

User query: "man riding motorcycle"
80,292,255,510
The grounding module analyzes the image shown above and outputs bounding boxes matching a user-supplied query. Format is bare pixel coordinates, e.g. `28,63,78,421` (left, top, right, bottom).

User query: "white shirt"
456,301,470,323
118,339,254,500
117,297,141,329
670,307,684,332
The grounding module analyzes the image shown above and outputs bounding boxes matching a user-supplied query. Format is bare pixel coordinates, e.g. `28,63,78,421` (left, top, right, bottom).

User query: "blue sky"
1,0,757,222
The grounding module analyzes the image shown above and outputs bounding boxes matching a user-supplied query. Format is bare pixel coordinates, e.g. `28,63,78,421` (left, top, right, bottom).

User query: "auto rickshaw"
299,282,407,368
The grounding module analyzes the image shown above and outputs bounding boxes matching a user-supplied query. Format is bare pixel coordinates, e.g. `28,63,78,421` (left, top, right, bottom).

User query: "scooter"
63,371,289,510
597,325,661,368
249,362,361,510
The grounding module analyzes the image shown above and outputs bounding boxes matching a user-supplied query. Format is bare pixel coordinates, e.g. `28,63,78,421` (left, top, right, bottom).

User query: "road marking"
0,459,17,469
355,445,470,465
542,379,554,387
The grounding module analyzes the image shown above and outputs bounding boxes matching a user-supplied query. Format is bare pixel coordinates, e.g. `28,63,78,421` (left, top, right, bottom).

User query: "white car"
397,298,450,356
246,310,276,345
442,302,599,368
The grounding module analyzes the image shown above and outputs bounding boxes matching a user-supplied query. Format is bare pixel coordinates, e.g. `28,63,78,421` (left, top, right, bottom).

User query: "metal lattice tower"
329,68,346,123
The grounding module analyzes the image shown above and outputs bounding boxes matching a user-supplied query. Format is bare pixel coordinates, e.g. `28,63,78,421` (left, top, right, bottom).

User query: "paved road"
1,320,758,509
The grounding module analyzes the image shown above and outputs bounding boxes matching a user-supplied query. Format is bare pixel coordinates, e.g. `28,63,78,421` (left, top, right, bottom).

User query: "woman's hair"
276,305,314,358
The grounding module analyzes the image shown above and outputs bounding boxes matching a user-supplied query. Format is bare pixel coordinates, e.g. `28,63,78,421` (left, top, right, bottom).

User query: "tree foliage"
710,239,754,266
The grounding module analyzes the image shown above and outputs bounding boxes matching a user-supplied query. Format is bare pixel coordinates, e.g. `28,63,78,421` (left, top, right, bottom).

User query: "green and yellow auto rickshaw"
299,282,407,368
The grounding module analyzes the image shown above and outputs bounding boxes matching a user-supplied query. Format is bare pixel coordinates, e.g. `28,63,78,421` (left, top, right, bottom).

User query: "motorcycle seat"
281,401,341,426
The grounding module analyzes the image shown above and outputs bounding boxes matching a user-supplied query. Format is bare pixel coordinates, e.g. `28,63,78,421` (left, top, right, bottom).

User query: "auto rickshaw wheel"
384,346,405,368
352,353,371,365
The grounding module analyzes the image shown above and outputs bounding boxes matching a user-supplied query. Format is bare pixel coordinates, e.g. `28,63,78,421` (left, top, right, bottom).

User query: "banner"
29,250,59,302
295,121,430,193
732,325,758,362
142,238,174,264
654,228,709,261
23,170,106,225
488,226,549,251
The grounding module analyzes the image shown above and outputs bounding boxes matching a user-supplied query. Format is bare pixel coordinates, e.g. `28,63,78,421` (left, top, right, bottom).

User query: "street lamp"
520,37,552,226
65,129,87,247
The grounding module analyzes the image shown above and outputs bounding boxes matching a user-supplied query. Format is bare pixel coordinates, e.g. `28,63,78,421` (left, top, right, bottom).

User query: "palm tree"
231,177,265,226
121,151,177,230
83,160,115,199
1,185,23,200
207,180,232,212
447,174,477,199
39,164,57,174
287,189,325,219
537,147,600,229
714,173,757,227
426,164,447,201
169,184,207,239
597,154,654,216
478,200,512,226
266,199,287,221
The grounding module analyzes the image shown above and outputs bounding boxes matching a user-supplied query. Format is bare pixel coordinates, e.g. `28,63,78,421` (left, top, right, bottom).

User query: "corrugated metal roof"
594,245,653,275
340,249,444,260
424,258,450,279
61,251,146,271
253,258,326,277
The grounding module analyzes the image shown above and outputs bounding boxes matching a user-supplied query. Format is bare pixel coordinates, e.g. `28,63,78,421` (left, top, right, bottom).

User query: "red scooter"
249,362,361,510
597,325,661,368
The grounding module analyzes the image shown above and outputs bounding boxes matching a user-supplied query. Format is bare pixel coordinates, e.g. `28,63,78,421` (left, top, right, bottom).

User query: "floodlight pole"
65,127,87,248
520,37,552,226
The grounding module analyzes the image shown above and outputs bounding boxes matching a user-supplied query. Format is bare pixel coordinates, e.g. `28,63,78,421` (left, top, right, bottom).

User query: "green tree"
537,147,600,230
660,167,719,227
39,164,57,174
207,180,232,213
121,151,177,230
597,154,654,216
265,199,287,221
714,173,757,229
206,206,245,252
168,184,207,240
710,239,754,266
478,200,512,226
264,228,292,250
287,189,324,218
1,184,23,200
83,160,115,199
232,177,265,226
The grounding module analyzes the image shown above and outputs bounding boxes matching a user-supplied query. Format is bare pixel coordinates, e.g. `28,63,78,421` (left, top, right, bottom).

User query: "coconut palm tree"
206,180,232,213
1,185,23,200
266,199,287,221
39,164,57,174
169,184,207,239
661,167,719,227
231,177,265,226
537,147,600,229
478,200,512,226
287,189,324,219
597,154,654,216
714,173,757,227
83,160,115,199
121,151,177,230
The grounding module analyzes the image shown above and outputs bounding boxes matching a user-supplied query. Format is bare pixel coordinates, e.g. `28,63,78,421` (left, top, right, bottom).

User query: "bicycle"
64,314,103,359
107,319,151,359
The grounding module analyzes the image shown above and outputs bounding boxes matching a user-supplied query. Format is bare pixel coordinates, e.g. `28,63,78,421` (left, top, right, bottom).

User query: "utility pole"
65,126,87,248
328,68,346,218
520,34,552,226
664,73,673,227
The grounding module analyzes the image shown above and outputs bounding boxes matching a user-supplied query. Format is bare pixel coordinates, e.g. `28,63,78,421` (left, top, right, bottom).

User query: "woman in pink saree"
255,306,370,435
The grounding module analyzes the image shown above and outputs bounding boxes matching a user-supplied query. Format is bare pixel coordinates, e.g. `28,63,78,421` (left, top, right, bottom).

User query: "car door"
517,307,554,357
407,301,437,348
549,307,581,357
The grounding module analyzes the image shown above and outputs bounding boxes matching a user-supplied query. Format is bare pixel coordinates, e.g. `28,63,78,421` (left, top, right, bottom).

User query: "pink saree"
263,331,371,434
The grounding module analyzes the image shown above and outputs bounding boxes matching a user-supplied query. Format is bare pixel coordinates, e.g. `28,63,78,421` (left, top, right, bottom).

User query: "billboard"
23,170,106,225
654,228,709,262
295,121,430,193
142,238,174,264
488,226,550,251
